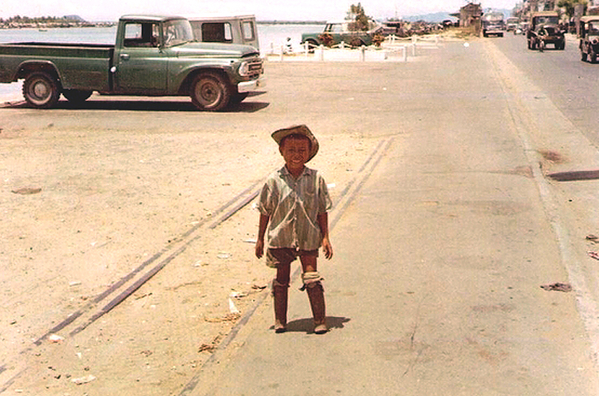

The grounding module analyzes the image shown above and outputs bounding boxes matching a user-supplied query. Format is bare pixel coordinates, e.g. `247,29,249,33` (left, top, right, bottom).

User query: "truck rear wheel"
190,72,231,111
23,72,60,109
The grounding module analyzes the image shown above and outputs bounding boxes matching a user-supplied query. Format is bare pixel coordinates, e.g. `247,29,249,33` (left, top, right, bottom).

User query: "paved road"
3,34,599,395
184,38,599,395
493,32,599,146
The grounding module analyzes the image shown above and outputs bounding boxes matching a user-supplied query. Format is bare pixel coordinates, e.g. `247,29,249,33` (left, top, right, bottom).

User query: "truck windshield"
536,16,559,25
164,19,194,47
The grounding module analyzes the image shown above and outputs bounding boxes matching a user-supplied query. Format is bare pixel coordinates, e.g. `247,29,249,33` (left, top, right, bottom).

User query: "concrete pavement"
184,40,599,395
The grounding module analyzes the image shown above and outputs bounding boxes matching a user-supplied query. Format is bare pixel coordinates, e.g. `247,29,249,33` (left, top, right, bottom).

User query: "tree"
345,3,371,31
557,0,587,19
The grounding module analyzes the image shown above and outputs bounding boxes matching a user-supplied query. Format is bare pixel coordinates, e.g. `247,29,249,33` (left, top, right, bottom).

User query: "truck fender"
16,60,62,86
177,67,231,95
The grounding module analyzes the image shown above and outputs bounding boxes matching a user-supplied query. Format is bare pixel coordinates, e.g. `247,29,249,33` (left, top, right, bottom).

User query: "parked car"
579,15,599,62
300,20,382,49
0,15,265,111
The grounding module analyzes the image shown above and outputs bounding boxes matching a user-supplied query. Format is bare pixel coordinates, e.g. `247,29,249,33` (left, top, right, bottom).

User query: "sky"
0,0,520,22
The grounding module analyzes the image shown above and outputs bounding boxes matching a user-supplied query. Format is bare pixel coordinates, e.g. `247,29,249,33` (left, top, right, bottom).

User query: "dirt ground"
0,62,388,394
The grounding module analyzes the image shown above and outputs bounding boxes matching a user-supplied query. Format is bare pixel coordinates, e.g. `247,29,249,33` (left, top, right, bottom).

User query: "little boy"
255,125,333,334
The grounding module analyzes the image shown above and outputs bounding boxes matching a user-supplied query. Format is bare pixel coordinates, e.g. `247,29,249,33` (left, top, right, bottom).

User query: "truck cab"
482,12,505,37
578,15,599,62
527,11,565,50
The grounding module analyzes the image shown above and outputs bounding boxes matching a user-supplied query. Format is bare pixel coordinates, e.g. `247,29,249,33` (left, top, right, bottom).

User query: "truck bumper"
238,76,266,93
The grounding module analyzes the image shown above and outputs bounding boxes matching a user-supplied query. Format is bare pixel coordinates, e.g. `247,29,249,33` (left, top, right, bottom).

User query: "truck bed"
0,42,114,91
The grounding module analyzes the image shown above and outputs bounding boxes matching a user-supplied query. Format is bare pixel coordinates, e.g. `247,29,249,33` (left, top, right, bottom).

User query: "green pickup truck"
0,15,265,111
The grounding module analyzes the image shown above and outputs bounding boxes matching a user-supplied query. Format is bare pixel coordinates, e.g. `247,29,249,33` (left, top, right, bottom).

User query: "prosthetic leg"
302,272,327,334
272,279,289,333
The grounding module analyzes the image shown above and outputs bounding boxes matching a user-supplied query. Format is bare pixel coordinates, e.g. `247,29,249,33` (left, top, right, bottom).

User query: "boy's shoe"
314,323,328,334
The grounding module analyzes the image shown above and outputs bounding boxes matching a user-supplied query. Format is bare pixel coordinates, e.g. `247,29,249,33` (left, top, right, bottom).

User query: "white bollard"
304,41,309,56
318,44,324,62
280,45,284,61
360,45,366,61
402,45,407,62
340,41,345,49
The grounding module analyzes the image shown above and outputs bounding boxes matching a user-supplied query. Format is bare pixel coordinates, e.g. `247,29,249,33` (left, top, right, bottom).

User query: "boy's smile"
280,137,311,176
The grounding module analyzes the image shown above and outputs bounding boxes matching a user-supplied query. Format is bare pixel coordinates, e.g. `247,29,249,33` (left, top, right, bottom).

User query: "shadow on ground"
269,316,351,334
4,91,269,113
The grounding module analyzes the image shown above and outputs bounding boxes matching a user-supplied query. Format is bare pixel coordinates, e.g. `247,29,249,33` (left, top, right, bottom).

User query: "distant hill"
403,12,457,23
403,8,512,23
64,15,85,22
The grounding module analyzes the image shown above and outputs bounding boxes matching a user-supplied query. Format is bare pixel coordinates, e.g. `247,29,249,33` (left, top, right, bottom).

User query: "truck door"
114,22,167,93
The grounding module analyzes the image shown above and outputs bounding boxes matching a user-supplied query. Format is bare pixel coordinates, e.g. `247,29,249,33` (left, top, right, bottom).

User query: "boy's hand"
255,239,265,259
322,237,333,260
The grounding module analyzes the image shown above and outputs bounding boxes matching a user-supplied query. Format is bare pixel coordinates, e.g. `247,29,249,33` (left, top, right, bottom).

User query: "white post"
279,45,284,61
304,41,309,56
340,41,345,49
402,45,407,62
360,45,366,61
318,44,324,61
435,35,439,46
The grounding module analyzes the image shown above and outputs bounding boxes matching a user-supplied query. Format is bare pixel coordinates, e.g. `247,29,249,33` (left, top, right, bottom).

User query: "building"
451,2,482,28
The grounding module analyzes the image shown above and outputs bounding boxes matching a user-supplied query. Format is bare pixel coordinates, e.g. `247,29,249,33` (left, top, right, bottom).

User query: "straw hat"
271,124,319,162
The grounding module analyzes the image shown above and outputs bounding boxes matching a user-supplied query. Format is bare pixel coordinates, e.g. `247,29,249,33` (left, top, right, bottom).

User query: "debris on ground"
71,374,96,385
198,335,223,353
11,187,42,195
540,283,572,292
588,251,599,260
251,284,267,290
228,298,240,314
47,334,64,343
229,291,247,299
586,235,599,243
204,313,241,323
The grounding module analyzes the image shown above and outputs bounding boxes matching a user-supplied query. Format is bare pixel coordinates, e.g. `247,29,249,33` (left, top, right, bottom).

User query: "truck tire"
62,89,93,104
190,72,231,111
23,72,60,109
305,39,319,53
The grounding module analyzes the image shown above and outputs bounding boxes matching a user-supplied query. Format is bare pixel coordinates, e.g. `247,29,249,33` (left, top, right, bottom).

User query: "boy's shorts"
266,248,318,268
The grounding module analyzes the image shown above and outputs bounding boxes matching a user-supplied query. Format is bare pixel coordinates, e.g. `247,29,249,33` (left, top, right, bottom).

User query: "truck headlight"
239,61,251,77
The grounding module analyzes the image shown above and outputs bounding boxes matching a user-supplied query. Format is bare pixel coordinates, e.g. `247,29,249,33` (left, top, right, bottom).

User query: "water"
0,23,324,101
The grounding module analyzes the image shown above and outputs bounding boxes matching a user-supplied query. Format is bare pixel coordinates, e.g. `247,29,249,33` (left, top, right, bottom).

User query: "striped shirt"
258,166,332,250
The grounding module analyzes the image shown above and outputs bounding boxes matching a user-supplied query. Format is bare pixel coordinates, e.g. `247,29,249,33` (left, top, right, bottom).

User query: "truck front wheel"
190,72,231,111
23,72,60,109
